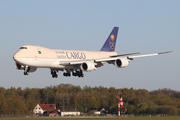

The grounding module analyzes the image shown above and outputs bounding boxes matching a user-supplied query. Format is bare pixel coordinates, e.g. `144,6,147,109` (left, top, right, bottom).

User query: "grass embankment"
1,116,180,120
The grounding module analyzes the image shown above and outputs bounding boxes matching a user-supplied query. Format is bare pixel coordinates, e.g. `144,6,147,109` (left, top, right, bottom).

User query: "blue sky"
0,0,179,91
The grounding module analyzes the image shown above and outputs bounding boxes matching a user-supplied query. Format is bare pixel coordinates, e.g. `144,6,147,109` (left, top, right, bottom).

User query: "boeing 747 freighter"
13,27,172,78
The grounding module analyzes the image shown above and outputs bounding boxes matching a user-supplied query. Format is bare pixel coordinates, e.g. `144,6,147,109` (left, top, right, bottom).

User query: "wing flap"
95,57,122,62
110,52,141,57
59,60,93,65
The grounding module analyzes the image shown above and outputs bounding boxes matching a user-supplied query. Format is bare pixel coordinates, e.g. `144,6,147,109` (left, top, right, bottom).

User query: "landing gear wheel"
72,70,84,78
63,72,71,77
23,72,28,75
51,70,58,78
55,74,58,78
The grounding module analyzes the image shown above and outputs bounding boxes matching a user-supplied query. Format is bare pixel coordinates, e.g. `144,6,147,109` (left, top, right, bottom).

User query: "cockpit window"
20,47,27,49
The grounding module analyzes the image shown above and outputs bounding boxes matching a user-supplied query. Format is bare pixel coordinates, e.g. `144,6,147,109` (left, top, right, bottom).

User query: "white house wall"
33,104,44,114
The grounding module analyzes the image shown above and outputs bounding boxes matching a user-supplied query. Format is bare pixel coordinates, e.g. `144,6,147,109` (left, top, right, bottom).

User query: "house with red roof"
33,104,80,117
33,104,57,115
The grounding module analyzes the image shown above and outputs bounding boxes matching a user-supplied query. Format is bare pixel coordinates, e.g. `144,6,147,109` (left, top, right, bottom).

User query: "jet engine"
15,63,24,70
15,63,37,73
114,58,129,68
80,62,95,72
27,67,37,73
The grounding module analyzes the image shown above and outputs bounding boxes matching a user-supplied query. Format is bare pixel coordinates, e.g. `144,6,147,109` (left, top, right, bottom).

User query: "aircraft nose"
13,53,18,61
13,51,21,62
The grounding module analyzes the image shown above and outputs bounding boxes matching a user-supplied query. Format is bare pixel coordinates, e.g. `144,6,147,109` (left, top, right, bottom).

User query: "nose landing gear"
23,66,29,75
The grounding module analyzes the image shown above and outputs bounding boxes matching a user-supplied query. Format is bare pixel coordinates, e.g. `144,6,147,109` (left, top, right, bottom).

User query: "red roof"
39,104,56,111
46,109,59,115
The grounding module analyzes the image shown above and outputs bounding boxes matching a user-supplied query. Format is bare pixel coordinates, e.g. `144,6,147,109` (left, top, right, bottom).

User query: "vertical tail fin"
100,27,119,52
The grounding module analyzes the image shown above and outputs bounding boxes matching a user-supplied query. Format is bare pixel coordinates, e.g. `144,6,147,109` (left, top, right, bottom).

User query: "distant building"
33,104,57,115
94,111,101,115
33,104,80,117
60,111,80,117
94,108,106,116
45,109,60,117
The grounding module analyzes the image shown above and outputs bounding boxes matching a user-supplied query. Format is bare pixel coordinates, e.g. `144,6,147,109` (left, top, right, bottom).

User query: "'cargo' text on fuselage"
56,51,86,59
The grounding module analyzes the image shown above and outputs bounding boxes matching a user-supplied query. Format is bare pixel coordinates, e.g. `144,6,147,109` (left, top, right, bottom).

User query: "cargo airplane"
13,27,172,78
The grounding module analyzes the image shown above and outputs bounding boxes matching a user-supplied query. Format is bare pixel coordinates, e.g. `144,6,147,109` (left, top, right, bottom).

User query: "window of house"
49,105,53,108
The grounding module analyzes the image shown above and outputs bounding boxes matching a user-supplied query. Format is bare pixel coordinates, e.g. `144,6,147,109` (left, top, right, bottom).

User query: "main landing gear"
63,70,71,77
72,70,84,77
51,69,84,78
63,70,84,77
51,70,58,78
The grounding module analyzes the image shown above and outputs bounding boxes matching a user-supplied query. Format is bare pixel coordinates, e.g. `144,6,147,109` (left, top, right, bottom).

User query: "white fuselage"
13,45,117,69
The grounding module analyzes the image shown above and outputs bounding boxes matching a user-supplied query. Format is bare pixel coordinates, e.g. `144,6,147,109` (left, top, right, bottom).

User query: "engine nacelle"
80,62,95,72
27,67,37,73
15,63,24,70
114,58,129,68
15,63,37,73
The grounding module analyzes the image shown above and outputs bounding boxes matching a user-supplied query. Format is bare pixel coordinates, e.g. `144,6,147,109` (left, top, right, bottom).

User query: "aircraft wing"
59,51,173,68
96,51,172,62
128,51,173,59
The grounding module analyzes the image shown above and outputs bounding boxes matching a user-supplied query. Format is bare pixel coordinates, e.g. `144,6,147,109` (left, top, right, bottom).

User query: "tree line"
0,83,180,116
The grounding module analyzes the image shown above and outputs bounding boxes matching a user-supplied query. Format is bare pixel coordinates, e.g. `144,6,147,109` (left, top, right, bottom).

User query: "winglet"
100,27,119,52
158,51,173,54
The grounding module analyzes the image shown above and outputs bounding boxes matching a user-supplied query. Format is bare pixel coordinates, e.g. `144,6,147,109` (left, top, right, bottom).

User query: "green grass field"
1,116,180,120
